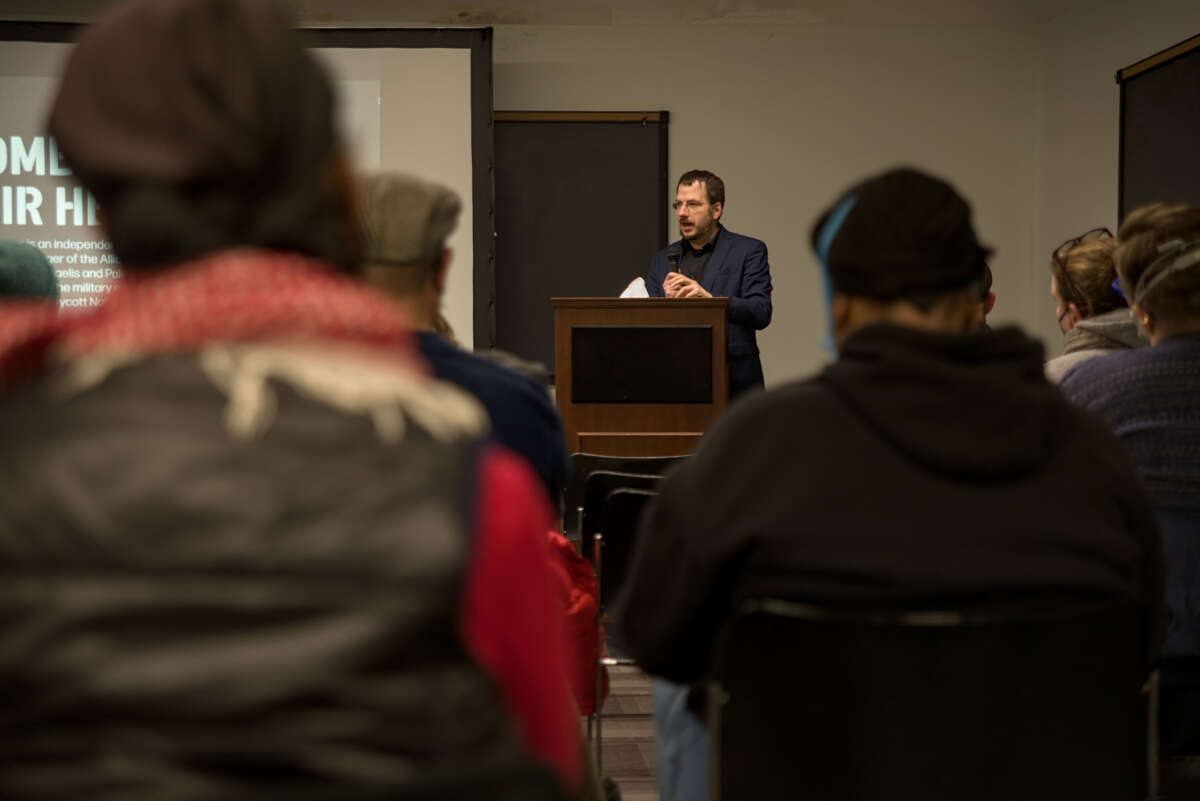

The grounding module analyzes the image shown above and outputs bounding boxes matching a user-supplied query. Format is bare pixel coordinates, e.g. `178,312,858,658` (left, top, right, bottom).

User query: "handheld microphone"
667,244,682,275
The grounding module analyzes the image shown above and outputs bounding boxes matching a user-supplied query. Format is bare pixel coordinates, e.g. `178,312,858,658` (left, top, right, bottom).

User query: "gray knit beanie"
0,241,59,300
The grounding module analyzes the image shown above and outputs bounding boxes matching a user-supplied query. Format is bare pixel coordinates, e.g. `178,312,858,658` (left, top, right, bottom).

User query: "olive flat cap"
362,172,462,266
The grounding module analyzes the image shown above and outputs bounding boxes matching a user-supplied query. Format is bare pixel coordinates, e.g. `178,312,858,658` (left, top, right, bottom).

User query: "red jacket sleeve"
546,529,608,715
460,446,582,789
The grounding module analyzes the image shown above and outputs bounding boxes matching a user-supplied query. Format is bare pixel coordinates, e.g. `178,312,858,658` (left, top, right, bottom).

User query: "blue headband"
816,195,857,268
815,195,857,355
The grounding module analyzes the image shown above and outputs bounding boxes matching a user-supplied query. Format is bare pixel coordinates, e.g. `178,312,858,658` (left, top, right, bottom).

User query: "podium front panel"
571,325,712,403
553,298,728,457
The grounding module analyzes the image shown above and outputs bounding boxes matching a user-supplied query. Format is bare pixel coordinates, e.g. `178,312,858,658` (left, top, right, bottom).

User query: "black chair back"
580,471,661,547
592,487,659,610
562,452,686,538
709,599,1151,801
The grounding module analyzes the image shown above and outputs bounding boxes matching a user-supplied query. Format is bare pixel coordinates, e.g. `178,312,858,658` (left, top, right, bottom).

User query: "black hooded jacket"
616,323,1163,684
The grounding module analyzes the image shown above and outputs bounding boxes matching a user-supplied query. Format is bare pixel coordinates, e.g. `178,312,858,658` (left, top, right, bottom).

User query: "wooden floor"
593,664,659,801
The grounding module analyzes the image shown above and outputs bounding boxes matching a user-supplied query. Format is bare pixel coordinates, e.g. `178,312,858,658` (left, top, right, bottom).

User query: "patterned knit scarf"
0,249,422,386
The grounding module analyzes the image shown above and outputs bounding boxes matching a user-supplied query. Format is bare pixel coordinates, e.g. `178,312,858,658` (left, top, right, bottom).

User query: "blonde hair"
1054,237,1122,318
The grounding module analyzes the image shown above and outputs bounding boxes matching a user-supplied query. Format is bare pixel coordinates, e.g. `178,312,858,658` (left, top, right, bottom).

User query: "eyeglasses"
1051,227,1113,313
672,200,706,212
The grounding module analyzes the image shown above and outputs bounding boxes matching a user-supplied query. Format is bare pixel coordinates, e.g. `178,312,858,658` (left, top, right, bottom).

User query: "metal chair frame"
561,452,686,540
584,486,659,775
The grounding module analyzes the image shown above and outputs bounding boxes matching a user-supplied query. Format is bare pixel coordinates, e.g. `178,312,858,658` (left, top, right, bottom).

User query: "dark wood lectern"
553,298,728,457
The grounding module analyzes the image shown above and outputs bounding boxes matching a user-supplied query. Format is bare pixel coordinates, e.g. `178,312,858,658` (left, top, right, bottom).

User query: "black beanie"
810,167,992,299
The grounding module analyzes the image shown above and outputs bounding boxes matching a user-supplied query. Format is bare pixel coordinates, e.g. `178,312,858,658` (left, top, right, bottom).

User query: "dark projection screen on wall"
494,112,669,375
1119,34,1200,222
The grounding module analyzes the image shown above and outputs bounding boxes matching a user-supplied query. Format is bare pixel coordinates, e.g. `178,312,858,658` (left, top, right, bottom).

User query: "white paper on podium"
620,277,649,298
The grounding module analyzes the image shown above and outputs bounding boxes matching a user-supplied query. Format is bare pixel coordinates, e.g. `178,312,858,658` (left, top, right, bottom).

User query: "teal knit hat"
0,241,60,300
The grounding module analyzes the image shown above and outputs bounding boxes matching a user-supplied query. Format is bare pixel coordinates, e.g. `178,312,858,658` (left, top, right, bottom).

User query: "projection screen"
0,23,494,347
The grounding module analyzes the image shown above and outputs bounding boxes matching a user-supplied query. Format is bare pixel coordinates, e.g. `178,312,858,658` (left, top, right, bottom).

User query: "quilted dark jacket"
0,346,563,801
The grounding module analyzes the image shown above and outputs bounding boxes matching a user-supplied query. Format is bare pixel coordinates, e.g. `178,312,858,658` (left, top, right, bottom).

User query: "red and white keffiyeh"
0,249,423,386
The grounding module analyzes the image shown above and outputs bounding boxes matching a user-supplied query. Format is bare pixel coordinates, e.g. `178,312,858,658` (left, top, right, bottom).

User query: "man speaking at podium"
646,170,773,399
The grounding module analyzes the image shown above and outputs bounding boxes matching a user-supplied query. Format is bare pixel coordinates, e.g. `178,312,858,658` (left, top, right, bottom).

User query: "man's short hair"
1115,203,1200,324
677,169,725,208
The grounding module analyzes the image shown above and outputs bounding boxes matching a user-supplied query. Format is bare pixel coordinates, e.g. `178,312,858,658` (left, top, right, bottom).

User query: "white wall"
495,7,1200,384
494,22,1044,384
314,47,477,344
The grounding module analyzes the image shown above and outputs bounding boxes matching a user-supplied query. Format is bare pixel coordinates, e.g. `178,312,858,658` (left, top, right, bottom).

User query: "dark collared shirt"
679,226,720,285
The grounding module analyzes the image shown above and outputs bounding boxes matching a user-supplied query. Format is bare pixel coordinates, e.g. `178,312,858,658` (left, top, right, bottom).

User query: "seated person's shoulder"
1048,380,1148,479
702,377,837,448
734,376,826,411
478,348,550,388
1058,345,1153,405
417,332,555,414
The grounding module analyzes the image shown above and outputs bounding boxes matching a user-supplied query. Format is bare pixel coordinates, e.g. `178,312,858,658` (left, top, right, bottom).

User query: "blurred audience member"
360,171,569,507
1061,203,1200,769
0,1,575,798
617,168,1163,801
0,240,59,300
1046,227,1144,382
361,170,604,720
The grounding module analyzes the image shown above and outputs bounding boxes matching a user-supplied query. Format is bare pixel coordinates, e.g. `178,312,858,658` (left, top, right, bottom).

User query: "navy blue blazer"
646,225,772,395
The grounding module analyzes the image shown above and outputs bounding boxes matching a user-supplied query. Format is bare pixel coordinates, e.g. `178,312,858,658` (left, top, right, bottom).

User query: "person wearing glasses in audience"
645,170,772,400
1061,204,1200,790
1045,227,1145,383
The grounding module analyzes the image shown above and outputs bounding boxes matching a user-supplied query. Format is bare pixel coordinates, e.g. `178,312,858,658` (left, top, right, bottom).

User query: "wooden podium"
553,298,728,457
